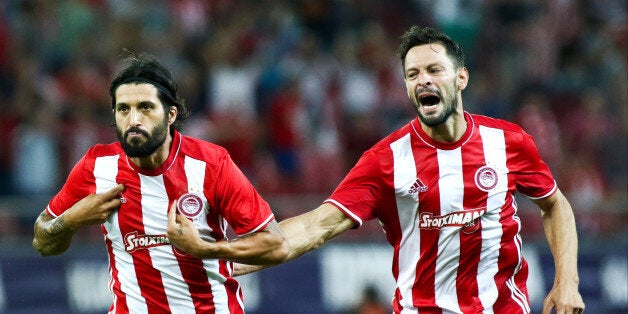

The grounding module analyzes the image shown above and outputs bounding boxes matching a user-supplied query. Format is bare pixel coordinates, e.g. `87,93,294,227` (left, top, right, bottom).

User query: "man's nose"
417,72,432,86
129,109,141,125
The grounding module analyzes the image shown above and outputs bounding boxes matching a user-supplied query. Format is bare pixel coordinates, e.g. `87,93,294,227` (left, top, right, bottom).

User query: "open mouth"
417,91,441,106
420,95,441,106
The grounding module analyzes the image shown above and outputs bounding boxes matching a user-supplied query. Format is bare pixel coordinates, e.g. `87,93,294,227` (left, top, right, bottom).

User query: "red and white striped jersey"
326,112,556,314
47,131,274,314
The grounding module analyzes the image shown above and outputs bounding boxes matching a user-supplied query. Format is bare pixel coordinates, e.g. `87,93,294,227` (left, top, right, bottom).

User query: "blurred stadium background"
0,0,625,313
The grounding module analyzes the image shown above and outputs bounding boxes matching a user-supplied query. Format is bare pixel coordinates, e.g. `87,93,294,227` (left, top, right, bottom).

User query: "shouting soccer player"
226,26,585,314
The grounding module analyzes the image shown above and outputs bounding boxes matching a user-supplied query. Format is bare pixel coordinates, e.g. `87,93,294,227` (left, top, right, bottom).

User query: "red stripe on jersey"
224,277,245,314
413,147,441,310
105,231,129,314
456,140,486,312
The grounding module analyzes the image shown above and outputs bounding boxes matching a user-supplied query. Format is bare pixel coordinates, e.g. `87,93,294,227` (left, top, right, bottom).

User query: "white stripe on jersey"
184,156,230,313
95,155,120,194
477,126,507,313
434,148,464,312
390,134,420,312
140,174,196,313
184,157,215,243
97,156,149,313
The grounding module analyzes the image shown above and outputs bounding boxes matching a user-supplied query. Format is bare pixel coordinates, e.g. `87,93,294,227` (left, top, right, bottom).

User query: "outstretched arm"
233,202,356,276
33,184,125,256
533,188,585,314
166,201,289,265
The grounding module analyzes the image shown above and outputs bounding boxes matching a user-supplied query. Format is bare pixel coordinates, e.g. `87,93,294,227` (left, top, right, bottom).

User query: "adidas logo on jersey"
408,178,428,194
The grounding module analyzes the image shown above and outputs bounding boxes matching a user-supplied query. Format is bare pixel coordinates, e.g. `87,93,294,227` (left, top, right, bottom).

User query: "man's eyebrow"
406,62,444,71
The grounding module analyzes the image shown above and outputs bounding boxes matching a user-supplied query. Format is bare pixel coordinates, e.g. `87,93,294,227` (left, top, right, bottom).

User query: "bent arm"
167,201,289,264
32,184,124,256
233,203,355,276
533,188,585,313
33,210,80,256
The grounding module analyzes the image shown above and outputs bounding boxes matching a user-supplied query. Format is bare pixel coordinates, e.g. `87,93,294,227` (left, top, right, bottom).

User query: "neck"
421,109,467,143
129,133,173,169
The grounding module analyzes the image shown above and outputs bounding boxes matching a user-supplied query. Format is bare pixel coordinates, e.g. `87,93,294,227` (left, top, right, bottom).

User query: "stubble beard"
414,86,459,127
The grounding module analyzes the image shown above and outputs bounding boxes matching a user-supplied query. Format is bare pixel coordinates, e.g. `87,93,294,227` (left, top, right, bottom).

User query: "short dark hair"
109,52,189,132
398,26,465,71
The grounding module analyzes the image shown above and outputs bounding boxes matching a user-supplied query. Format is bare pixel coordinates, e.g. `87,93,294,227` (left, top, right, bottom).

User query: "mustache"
124,127,150,138
415,88,442,97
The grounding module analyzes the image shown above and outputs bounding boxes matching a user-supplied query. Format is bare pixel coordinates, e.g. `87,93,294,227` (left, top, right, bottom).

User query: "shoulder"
470,113,532,142
179,134,231,164
470,113,541,155
470,113,525,133
84,142,124,159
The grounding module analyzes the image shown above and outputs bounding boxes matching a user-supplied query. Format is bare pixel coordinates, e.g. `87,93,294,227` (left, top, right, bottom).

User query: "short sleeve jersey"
326,113,555,314
47,131,274,314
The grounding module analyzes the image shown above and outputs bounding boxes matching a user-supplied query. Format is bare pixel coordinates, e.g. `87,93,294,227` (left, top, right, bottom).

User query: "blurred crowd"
0,0,625,241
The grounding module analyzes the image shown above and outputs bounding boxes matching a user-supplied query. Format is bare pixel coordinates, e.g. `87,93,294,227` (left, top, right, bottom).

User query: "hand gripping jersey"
326,113,556,314
47,131,274,314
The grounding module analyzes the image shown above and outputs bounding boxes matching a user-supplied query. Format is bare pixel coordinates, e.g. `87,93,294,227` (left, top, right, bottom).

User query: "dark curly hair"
398,26,465,71
109,52,189,132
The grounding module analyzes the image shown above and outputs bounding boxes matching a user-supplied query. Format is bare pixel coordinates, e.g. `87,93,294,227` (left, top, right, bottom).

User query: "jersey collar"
411,112,475,150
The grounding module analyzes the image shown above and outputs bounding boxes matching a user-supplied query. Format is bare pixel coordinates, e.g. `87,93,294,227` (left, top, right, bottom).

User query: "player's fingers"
541,301,553,314
103,184,125,199
102,197,122,210
168,200,178,225
176,213,191,226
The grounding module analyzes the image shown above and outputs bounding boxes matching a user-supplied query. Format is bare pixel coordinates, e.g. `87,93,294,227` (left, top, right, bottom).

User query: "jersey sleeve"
325,150,384,227
47,155,94,217
210,153,273,235
511,131,557,199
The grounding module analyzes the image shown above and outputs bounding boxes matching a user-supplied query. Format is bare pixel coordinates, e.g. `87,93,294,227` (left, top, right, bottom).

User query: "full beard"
117,121,169,158
415,92,459,127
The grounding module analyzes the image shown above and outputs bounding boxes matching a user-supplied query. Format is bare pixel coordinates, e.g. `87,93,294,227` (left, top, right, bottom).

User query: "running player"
32,53,288,314
228,26,585,314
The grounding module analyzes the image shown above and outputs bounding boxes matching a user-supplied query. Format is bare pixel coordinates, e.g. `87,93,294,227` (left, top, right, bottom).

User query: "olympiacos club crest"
177,192,204,219
474,166,498,192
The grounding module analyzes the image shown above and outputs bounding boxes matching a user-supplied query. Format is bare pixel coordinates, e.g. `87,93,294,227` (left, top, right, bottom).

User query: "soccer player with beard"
230,26,585,314
32,53,288,314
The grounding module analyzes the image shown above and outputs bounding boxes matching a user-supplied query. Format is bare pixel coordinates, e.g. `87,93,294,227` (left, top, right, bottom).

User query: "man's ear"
168,106,178,125
457,67,469,90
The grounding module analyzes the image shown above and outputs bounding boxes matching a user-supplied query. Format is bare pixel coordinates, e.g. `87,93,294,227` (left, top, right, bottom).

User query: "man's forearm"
233,203,355,276
33,211,78,256
541,192,580,284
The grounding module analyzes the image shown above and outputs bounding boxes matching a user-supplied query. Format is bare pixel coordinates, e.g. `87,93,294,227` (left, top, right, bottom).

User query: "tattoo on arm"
33,212,77,256
227,220,285,243
228,232,255,243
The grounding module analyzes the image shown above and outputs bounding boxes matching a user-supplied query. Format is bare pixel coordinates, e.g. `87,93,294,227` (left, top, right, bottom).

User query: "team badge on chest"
474,166,498,192
177,192,205,219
